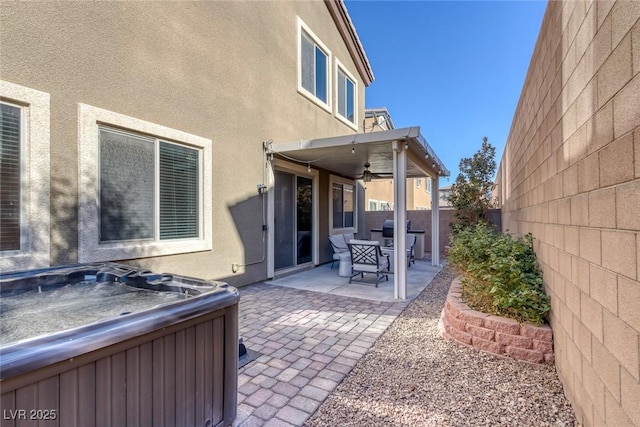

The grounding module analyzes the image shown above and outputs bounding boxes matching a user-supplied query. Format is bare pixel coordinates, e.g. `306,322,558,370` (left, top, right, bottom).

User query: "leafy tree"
448,137,497,230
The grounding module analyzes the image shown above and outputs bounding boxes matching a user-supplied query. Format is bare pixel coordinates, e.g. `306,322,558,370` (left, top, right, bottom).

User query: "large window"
336,62,356,127
298,18,331,110
331,177,355,230
1,103,21,251
0,81,50,271
79,104,212,262
99,127,199,243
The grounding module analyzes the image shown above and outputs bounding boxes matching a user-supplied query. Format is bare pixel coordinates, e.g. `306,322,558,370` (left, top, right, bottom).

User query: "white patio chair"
347,239,390,287
329,233,354,277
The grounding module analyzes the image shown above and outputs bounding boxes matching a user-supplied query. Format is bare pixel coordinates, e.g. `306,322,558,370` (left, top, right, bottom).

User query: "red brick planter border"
438,276,554,364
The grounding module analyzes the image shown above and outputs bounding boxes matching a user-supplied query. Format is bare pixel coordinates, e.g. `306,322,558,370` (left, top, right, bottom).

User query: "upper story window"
298,17,331,111
336,60,357,128
78,104,212,262
0,81,50,271
330,175,355,231
416,178,422,188
426,178,432,192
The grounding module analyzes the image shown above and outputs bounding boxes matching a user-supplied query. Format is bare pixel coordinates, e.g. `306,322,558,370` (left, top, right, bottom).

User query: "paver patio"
233,275,417,426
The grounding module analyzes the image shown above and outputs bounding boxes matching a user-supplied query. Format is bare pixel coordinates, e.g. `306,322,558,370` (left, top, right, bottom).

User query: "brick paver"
232,283,408,426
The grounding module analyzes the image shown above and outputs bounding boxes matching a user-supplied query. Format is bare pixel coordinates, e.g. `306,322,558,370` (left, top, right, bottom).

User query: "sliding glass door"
274,170,313,270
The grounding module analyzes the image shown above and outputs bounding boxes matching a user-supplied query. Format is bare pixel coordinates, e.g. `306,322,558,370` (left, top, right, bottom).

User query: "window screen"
333,182,354,229
301,32,315,95
99,128,155,242
301,29,328,103
332,183,343,229
337,72,346,117
338,69,355,123
0,103,21,251
314,47,327,102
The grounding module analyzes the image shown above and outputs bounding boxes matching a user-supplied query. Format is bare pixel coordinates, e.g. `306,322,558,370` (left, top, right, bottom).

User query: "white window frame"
368,199,379,211
334,58,358,130
0,81,50,271
426,177,432,193
297,17,332,113
416,178,422,188
329,174,357,233
78,104,212,262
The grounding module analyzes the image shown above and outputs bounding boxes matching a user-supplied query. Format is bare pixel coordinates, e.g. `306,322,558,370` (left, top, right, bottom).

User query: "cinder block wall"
495,1,639,425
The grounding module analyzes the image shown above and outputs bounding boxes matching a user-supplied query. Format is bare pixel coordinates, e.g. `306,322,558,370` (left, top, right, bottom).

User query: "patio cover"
268,127,450,300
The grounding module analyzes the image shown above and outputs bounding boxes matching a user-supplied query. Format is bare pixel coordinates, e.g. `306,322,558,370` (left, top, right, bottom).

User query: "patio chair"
347,239,390,286
329,233,354,277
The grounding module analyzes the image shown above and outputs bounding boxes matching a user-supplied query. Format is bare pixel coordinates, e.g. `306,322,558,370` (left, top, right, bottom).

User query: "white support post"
266,157,275,279
392,140,407,300
431,175,440,266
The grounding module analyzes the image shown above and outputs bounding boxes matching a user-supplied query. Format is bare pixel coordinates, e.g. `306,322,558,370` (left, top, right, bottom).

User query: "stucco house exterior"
0,1,446,295
362,108,434,211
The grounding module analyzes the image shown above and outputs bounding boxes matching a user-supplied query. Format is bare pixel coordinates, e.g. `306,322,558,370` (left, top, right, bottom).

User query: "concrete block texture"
589,264,618,315
591,338,622,402
599,132,635,187
610,0,640,48
581,358,606,420
615,180,640,230
605,390,635,427
617,275,640,332
497,1,640,423
577,152,600,193
601,230,637,279
613,73,640,138
588,187,616,228
579,227,601,264
597,33,632,108
603,309,640,381
633,18,640,75
621,366,640,425
636,129,640,178
587,100,614,155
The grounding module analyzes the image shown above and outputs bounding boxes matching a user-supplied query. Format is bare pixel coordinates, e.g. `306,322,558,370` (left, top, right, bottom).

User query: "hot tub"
0,263,238,427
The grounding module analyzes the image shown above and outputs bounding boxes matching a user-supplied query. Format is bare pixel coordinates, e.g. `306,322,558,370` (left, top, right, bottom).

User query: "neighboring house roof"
365,108,395,132
325,0,375,86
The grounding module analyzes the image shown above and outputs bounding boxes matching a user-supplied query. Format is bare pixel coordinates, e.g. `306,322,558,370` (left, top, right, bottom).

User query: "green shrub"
448,223,550,325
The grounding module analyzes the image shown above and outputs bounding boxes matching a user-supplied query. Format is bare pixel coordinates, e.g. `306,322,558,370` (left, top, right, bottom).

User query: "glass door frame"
267,159,319,278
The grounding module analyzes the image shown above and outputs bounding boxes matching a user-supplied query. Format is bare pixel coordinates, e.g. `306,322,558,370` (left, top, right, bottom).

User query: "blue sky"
345,0,548,184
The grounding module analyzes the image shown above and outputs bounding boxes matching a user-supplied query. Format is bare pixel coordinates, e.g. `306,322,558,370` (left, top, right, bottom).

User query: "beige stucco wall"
0,1,367,286
495,1,639,425
364,178,432,210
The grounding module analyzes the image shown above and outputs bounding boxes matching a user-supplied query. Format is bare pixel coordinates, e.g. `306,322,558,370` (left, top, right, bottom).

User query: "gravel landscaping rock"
305,267,577,427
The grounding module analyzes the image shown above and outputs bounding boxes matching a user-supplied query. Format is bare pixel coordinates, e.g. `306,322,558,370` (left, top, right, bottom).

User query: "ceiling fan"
357,162,393,182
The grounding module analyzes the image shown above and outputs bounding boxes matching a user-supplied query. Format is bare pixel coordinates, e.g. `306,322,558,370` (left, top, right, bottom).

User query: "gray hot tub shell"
0,262,238,427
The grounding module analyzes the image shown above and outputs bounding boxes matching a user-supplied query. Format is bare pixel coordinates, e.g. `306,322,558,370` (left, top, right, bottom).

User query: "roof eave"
325,0,375,86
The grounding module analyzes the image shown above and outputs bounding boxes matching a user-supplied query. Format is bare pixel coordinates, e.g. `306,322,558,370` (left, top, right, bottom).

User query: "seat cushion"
329,234,348,253
342,233,355,244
